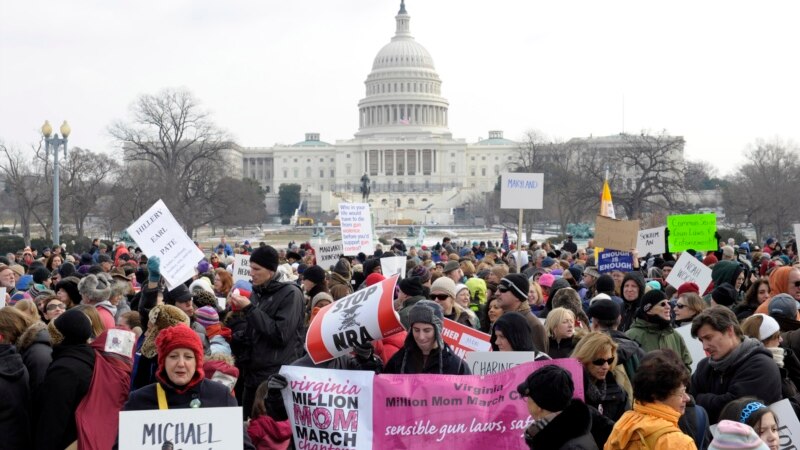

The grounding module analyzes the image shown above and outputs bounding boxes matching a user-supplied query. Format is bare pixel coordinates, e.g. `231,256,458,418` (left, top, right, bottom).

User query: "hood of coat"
0,344,27,381
17,321,51,353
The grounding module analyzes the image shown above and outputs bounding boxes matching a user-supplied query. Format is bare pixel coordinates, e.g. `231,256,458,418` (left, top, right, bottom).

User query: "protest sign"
317,240,344,270
637,226,666,255
665,252,713,294
0,287,5,308
794,223,800,240
466,351,538,376
675,324,705,374
126,199,205,289
306,275,404,364
118,406,242,449
441,319,492,359
500,173,544,209
231,254,250,283
594,215,640,251
281,366,374,450
381,255,407,278
339,203,374,256
597,249,634,273
667,213,717,252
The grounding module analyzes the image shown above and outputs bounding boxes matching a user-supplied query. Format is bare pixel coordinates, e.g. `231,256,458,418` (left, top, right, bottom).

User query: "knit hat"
365,272,386,287
589,299,621,322
538,273,555,288
141,304,190,358
430,276,457,299
498,274,529,302
97,253,112,264
753,314,780,341
231,280,252,299
250,245,279,272
583,266,600,278
311,292,334,309
442,260,460,274
155,323,205,389
711,282,738,307
304,265,326,285
77,273,113,303
409,265,431,283
192,289,218,310
333,258,351,278
541,257,556,269
518,364,574,412
194,306,219,328
399,277,424,297
163,284,192,304
567,267,583,283
703,254,719,266
677,282,700,296
407,299,444,331
196,260,211,274
362,258,381,275
768,293,798,319
596,274,616,294
189,277,214,295
646,280,661,291
639,289,668,316
49,308,93,346
709,420,769,450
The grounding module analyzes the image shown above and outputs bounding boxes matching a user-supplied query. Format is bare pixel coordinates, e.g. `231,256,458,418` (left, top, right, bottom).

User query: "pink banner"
372,358,584,449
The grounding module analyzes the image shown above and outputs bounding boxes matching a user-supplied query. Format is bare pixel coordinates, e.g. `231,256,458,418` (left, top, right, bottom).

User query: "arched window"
408,198,415,206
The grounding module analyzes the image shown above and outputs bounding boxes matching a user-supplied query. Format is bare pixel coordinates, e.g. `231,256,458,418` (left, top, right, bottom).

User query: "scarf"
768,346,785,368
205,323,232,342
709,337,762,373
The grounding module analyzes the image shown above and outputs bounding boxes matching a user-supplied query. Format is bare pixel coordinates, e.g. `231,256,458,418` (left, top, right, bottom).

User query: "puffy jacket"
0,344,31,449
626,318,692,370
16,321,52,392
604,401,697,450
238,275,305,388
526,399,598,450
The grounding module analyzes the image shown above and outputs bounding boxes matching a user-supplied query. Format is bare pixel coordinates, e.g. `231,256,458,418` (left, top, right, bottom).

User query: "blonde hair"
490,265,509,281
677,292,707,316
545,307,575,338
460,260,476,277
72,304,106,338
572,331,618,371
0,307,30,344
13,299,41,324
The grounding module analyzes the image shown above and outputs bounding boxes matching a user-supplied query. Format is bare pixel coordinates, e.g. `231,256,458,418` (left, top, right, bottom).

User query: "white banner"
339,203,374,256
126,199,205,289
665,251,713,294
232,254,251,284
380,255,406,279
317,241,344,270
465,351,538,376
637,226,666,255
500,173,544,210
118,406,243,449
675,324,705,374
281,366,374,450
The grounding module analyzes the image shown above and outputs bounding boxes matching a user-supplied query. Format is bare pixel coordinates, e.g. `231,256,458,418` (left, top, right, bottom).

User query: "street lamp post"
41,120,71,246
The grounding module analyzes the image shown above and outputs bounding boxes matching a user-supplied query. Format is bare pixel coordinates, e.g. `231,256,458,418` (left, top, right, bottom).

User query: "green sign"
667,213,717,252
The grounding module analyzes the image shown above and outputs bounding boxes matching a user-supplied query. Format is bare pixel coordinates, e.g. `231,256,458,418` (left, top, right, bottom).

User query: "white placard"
339,203,374,256
466,351,538,376
665,252,713,294
231,254,251,283
317,241,344,269
216,297,227,310
126,199,205,289
0,287,5,308
119,406,243,449
794,223,800,240
675,324,705,374
637,226,666,255
500,173,544,210
380,255,406,279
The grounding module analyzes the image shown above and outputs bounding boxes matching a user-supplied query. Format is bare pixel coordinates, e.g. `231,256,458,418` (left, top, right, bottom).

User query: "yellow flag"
600,179,615,219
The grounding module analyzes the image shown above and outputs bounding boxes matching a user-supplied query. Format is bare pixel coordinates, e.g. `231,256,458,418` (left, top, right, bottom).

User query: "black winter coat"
547,336,576,359
0,344,31,449
236,275,305,387
16,321,52,392
525,400,598,450
384,338,470,375
34,344,95,450
606,329,644,382
584,370,629,422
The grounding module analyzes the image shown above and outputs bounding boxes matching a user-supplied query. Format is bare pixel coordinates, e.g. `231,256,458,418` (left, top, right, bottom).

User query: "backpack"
636,426,680,450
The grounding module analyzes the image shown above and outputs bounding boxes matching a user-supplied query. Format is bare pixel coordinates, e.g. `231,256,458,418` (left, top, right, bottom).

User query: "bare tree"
109,88,231,236
60,147,120,238
0,143,49,245
210,177,266,233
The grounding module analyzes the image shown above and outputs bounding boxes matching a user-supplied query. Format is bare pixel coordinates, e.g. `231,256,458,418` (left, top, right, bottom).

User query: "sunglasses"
591,357,614,366
794,281,800,288
46,303,66,311
655,301,669,308
675,303,688,310
432,294,450,301
497,286,509,293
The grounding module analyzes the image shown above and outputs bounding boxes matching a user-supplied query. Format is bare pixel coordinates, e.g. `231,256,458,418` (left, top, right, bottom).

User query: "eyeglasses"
591,357,614,366
431,294,450,301
497,286,509,293
675,303,688,310
46,303,66,311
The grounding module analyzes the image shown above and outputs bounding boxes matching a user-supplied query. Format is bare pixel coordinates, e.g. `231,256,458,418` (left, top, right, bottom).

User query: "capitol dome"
356,1,450,137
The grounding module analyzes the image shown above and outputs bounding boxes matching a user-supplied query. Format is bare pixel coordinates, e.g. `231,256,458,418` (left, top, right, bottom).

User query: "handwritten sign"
118,406,242,449
126,199,205,289
380,255,407,279
594,215,640,251
441,319,492,359
665,251,713,294
500,173,544,209
231,254,250,284
317,241,344,270
667,213,717,252
597,250,634,273
339,203,374,256
637,226,666,255
466,351,538,376
675,324,705,374
306,275,403,364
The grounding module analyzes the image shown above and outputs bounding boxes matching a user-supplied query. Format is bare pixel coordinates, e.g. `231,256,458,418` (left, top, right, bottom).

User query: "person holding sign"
121,324,254,448
384,300,470,375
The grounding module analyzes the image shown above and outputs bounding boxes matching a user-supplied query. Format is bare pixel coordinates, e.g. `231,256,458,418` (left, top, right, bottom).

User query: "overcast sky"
2,1,799,176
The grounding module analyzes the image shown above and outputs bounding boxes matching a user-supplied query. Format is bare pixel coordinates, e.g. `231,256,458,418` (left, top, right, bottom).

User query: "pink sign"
372,358,584,449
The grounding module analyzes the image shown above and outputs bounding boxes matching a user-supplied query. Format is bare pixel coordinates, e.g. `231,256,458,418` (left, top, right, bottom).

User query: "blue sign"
597,250,633,273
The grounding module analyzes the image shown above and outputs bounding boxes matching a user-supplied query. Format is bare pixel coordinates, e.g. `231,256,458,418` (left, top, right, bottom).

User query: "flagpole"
517,209,523,273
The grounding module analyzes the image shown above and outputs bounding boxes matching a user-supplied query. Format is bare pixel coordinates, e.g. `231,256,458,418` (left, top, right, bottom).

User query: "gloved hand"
147,256,161,283
267,374,288,391
352,341,374,360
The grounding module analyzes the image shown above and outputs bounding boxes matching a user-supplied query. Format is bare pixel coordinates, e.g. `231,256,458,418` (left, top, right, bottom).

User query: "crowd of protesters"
0,231,797,449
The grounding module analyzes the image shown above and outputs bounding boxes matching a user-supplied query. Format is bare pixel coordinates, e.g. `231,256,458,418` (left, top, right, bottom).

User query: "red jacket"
247,415,292,450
